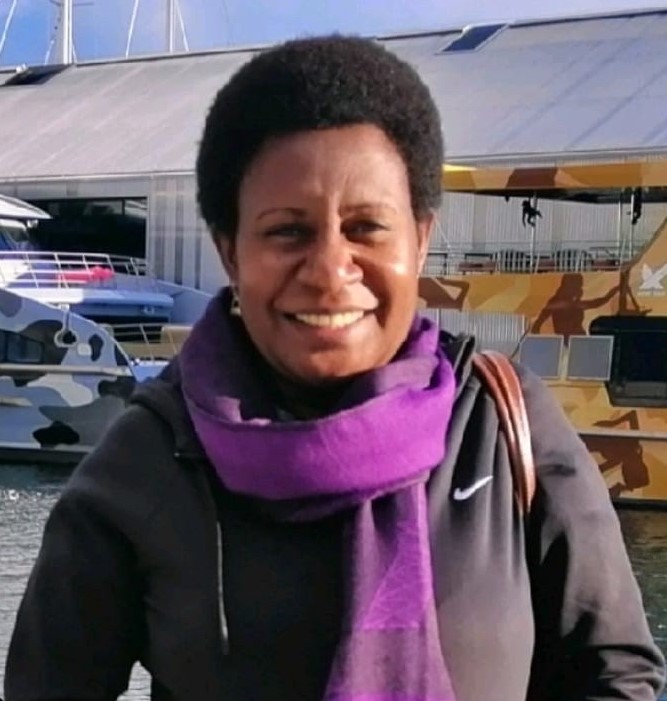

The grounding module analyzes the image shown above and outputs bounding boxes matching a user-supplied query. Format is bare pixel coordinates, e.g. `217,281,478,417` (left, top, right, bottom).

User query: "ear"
214,232,239,284
415,212,436,275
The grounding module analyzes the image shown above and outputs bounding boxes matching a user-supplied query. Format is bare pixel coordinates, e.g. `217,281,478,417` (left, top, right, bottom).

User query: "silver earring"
230,288,242,317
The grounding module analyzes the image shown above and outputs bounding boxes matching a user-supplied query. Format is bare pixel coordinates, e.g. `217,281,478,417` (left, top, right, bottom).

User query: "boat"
0,194,209,463
0,196,175,326
421,158,667,505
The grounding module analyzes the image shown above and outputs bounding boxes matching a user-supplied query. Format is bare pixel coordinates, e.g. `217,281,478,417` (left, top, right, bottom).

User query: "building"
0,7,666,292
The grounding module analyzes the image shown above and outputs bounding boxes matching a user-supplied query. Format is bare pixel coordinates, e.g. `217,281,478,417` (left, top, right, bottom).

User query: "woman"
4,35,665,701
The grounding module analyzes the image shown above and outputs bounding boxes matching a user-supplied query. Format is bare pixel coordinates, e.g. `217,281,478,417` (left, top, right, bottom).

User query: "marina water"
2,464,667,700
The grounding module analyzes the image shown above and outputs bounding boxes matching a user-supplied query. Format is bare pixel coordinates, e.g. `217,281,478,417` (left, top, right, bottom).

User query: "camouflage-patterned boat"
423,159,667,505
0,196,205,463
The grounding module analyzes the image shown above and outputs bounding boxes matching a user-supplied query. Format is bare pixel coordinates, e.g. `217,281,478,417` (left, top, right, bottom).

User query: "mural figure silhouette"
583,411,649,498
521,199,542,227
531,273,620,343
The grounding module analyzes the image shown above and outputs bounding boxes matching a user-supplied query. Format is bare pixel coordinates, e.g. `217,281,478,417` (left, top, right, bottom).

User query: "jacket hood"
130,359,203,460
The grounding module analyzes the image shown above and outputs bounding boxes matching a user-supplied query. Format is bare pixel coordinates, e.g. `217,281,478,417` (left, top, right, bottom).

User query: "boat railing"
424,239,647,276
0,251,158,290
105,323,191,361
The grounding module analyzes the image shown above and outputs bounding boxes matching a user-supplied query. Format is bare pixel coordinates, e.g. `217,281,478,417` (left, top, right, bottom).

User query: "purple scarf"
180,289,458,701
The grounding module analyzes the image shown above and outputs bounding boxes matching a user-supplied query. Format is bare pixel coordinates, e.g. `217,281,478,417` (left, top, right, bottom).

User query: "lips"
292,311,366,329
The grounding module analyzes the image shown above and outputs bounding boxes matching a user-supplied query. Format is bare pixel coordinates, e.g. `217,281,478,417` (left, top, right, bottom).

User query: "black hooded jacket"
4,335,665,701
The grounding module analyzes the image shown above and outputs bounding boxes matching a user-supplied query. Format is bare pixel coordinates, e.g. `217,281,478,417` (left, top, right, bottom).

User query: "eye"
345,220,387,236
265,223,311,239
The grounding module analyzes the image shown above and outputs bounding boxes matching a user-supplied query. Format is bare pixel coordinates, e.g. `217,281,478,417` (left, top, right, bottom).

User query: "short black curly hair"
196,34,444,237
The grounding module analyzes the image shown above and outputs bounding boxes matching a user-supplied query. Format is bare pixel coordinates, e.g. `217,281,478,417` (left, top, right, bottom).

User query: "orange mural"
424,159,667,504
530,274,619,343
582,412,649,498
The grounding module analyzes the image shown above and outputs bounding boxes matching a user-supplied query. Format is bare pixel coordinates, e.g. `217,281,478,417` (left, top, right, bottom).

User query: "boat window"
518,335,563,379
0,330,44,364
0,219,34,251
591,316,667,407
566,335,614,380
28,197,147,259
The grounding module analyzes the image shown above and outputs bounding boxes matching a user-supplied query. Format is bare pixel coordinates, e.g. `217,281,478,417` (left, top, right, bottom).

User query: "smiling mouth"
289,311,368,329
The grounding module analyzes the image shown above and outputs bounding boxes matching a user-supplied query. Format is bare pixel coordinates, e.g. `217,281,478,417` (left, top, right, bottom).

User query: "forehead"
239,124,411,205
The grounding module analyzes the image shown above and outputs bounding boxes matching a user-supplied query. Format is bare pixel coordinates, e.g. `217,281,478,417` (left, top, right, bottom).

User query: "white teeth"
294,311,365,328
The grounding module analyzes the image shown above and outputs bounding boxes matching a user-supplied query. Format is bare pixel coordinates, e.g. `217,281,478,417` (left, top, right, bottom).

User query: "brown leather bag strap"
472,350,536,516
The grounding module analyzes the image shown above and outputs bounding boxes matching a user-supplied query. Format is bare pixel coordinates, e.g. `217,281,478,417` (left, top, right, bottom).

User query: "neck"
271,373,350,420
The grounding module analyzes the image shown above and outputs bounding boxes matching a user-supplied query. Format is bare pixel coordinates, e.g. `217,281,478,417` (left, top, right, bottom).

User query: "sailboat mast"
57,0,74,64
166,0,177,53
126,0,189,58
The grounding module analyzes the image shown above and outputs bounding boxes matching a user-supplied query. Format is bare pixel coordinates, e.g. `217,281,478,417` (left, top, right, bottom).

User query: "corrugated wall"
421,308,528,356
148,174,227,294
434,192,665,252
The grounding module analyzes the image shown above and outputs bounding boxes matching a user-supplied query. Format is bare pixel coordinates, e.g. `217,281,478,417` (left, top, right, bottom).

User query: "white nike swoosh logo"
452,475,493,501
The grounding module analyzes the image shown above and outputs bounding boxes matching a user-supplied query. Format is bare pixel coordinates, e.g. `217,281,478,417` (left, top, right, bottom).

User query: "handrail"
106,323,191,361
579,428,667,440
0,363,133,376
424,238,648,276
0,251,158,290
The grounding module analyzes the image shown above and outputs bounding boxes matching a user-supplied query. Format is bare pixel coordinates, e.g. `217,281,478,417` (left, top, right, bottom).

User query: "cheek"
386,232,422,277
366,243,420,295
235,241,280,293
386,260,411,277
366,261,419,327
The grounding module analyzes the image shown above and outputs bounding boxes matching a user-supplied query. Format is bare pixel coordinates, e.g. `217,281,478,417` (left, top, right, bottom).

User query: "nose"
295,226,362,293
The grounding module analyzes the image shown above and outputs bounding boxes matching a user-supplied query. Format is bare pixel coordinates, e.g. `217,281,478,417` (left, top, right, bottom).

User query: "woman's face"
217,124,433,385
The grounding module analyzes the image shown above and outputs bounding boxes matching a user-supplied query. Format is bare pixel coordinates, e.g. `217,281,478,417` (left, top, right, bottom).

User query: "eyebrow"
255,207,306,222
255,202,399,223
341,202,398,215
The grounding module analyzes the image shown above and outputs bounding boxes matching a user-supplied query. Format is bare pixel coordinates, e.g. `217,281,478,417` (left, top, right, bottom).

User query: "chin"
286,358,374,386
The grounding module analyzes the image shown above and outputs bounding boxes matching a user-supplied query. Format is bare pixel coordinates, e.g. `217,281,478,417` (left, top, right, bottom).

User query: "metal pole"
166,0,176,53
125,0,140,57
617,192,624,261
629,189,636,259
58,0,74,64
175,0,190,52
0,0,20,60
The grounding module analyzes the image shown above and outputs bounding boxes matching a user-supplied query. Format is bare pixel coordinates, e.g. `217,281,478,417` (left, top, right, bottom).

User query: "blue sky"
0,0,659,67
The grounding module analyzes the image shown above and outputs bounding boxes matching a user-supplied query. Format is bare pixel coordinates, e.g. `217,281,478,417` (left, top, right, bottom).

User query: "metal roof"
0,7,666,179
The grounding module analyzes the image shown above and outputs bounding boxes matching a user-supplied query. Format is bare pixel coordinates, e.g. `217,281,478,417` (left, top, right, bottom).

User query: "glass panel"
567,335,614,380
518,335,563,379
5,332,43,364
442,24,506,52
29,197,147,258
591,316,667,406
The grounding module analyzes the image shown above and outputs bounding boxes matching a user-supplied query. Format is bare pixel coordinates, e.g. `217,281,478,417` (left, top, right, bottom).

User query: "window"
518,335,563,379
591,316,667,407
3,64,67,87
567,335,614,381
0,330,44,364
28,197,147,258
0,219,32,251
440,24,506,53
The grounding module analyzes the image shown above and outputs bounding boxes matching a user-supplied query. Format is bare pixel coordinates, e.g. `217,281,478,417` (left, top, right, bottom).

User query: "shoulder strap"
472,351,536,516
